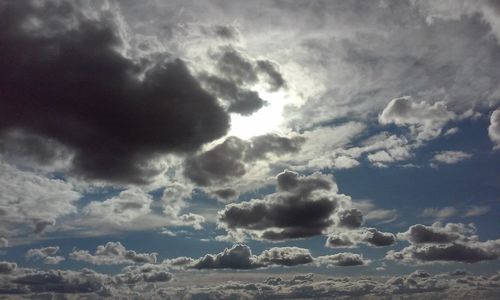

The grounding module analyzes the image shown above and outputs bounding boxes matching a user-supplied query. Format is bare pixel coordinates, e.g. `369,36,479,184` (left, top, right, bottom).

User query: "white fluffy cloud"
69,242,157,265
431,151,472,165
489,109,500,149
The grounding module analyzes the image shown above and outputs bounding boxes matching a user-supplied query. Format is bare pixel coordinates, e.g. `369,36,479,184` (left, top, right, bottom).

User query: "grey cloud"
379,96,456,142
201,74,267,116
26,246,60,260
316,253,369,267
184,135,304,186
0,162,79,239
0,261,17,274
191,244,263,269
184,137,247,186
257,247,314,267
386,241,500,264
389,222,500,264
116,263,173,284
397,222,476,244
69,242,157,265
0,237,8,248
25,246,65,265
0,0,229,184
43,256,65,265
166,244,315,270
326,227,396,248
33,219,56,235
421,207,459,220
336,208,364,229
218,170,345,240
215,47,259,86
211,188,239,202
431,151,472,165
256,59,286,91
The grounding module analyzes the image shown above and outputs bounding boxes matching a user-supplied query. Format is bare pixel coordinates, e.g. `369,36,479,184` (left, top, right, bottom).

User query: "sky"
0,0,500,299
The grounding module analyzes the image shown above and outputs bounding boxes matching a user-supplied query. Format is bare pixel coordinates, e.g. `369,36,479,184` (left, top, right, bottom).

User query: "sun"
228,90,287,139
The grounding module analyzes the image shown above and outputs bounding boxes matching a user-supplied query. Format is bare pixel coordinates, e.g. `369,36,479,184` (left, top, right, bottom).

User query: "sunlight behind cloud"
228,90,287,139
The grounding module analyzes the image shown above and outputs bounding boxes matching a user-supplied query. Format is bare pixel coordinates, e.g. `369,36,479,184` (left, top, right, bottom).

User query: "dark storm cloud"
0,1,229,184
218,170,347,240
184,135,304,186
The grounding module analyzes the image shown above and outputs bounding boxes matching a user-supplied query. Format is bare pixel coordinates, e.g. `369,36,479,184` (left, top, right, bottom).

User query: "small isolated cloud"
379,96,455,142
69,242,157,265
177,244,314,270
421,207,459,220
464,206,491,217
26,246,64,265
431,151,472,165
421,206,490,220
316,253,370,267
488,109,500,149
352,199,398,224
326,228,396,248
0,237,8,248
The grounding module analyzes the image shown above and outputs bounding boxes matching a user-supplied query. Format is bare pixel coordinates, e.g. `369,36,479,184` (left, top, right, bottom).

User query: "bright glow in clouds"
229,90,287,139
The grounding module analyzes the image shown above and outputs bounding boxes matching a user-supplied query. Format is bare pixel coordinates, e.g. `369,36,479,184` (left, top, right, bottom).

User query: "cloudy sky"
1,0,500,298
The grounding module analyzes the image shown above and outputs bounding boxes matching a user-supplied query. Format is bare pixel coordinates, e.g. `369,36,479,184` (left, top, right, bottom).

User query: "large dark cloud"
218,170,355,240
184,135,304,186
0,0,229,183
